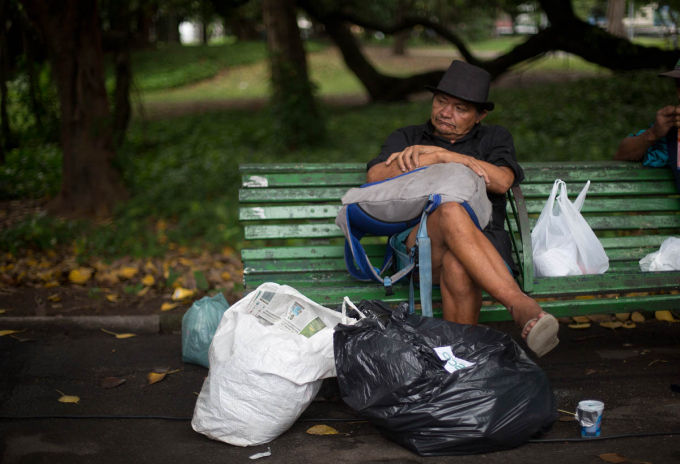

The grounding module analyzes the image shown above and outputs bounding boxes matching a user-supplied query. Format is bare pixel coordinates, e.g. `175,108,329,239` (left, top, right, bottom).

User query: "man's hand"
385,145,490,185
384,145,438,172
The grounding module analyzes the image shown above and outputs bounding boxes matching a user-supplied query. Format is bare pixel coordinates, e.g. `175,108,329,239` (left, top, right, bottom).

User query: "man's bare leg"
407,202,542,327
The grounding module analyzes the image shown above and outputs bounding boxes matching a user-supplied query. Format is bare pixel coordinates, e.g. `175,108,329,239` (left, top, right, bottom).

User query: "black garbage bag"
333,304,557,456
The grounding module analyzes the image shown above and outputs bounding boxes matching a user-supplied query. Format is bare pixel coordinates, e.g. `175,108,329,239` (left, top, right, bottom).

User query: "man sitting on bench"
366,60,559,357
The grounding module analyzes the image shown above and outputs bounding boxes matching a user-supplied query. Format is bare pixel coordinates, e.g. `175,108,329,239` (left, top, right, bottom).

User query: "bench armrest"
509,184,534,293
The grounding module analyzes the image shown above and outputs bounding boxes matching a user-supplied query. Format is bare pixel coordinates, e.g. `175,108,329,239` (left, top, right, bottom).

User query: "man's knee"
436,202,474,234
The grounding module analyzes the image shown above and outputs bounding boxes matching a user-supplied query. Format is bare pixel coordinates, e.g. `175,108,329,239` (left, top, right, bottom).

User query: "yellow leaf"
137,286,150,297
568,322,591,329
600,321,623,329
172,287,195,300
306,424,340,435
597,453,627,463
44,281,60,288
95,271,119,285
147,368,180,385
622,321,636,329
160,302,178,312
631,311,646,323
179,257,193,267
47,293,61,302
118,266,138,279
221,271,232,280
100,328,136,339
572,316,590,323
69,267,93,284
0,329,22,337
655,310,679,322
141,274,155,286
614,313,630,321
56,390,80,404
147,371,166,385
0,309,6,314
105,293,119,302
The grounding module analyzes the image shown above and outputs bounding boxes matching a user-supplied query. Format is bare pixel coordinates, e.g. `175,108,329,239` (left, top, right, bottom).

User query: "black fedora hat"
659,58,680,79
426,60,494,111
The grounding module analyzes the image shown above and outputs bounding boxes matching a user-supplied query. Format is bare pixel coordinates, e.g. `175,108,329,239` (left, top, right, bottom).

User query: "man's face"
430,93,487,141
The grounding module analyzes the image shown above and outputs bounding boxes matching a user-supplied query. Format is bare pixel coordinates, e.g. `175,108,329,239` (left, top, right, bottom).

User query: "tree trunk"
606,0,626,38
298,0,678,102
0,0,14,160
23,0,127,218
262,0,324,149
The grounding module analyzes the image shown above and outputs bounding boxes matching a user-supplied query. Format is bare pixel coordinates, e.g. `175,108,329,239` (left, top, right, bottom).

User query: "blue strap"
416,206,433,317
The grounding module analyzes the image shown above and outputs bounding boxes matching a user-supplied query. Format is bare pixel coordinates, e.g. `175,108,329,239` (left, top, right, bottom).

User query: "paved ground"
1,315,679,464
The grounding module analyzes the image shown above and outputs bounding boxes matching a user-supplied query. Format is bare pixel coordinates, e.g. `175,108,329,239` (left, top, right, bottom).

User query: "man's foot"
522,312,559,357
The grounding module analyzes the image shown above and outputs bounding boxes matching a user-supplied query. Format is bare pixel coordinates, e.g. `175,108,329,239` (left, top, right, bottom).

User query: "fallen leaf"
600,321,623,329
100,328,136,339
585,368,597,376
0,309,6,314
141,274,155,286
147,371,166,385
598,453,627,463
172,287,195,301
105,293,119,302
47,293,61,303
631,312,646,323
614,313,630,321
147,368,180,385
101,376,127,389
588,314,613,322
572,316,590,323
161,302,179,312
568,322,591,329
137,286,150,297
622,321,636,329
69,267,93,284
118,266,138,279
306,424,340,435
655,310,679,322
0,329,23,336
56,389,80,404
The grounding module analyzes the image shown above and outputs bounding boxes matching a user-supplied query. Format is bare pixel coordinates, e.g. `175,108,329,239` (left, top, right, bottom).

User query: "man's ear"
476,110,489,124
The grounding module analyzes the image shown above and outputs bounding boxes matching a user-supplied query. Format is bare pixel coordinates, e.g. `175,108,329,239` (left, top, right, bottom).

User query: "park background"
0,0,678,315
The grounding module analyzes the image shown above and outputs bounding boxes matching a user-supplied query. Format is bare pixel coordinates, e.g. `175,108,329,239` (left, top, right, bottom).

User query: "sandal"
522,312,559,357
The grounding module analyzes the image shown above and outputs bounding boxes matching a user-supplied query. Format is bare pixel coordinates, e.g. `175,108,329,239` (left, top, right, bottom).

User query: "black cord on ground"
2,415,679,443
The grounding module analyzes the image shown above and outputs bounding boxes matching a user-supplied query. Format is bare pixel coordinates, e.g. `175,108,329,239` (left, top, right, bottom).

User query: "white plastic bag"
191,282,353,447
639,237,680,271
531,179,609,277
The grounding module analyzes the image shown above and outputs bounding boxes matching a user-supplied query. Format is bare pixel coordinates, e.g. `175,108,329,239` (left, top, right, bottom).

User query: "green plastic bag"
182,292,230,367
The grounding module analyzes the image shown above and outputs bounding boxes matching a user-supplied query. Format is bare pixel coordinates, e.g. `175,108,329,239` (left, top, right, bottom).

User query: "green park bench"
238,161,680,321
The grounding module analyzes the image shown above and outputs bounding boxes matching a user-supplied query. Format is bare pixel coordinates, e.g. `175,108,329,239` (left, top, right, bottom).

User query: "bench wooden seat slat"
239,161,680,321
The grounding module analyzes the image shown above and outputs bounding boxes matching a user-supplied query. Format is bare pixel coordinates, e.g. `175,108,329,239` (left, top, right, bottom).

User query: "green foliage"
0,145,62,200
485,71,671,161
0,213,81,253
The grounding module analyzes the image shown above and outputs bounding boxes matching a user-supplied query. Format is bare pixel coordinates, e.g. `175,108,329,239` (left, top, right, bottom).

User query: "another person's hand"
650,105,680,139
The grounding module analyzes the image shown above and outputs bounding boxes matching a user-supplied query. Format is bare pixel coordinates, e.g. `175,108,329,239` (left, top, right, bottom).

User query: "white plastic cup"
576,400,604,437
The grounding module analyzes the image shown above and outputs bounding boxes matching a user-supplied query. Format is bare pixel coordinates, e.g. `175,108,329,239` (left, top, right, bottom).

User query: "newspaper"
244,286,328,338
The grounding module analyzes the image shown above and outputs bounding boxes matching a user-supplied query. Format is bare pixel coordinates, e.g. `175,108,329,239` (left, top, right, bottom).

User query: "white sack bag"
531,179,609,277
191,282,351,447
639,237,680,271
